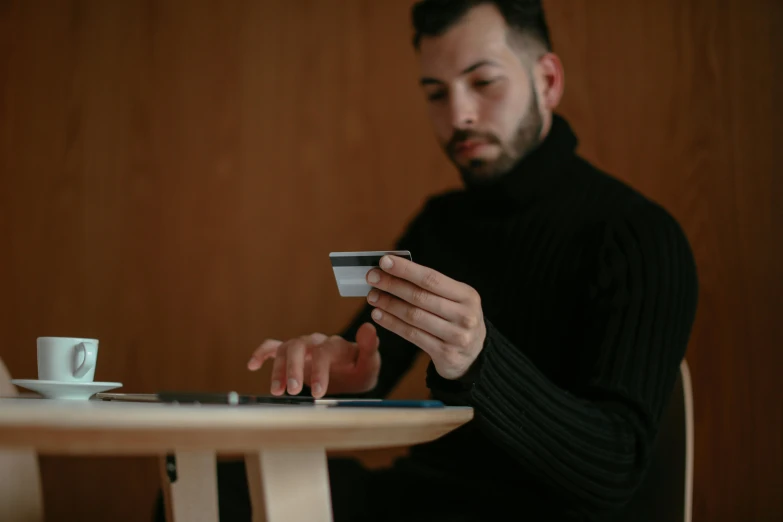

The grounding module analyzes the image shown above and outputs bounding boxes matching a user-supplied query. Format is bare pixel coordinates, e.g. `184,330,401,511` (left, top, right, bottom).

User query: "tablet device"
96,391,444,408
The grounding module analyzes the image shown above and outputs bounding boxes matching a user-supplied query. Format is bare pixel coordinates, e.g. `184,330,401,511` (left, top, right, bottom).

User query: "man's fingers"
286,338,307,395
269,343,289,395
376,255,472,302
249,334,327,371
248,339,282,370
309,342,332,398
255,331,373,398
366,273,463,323
355,322,379,352
369,291,458,344
354,323,379,367
370,307,441,358
307,332,329,345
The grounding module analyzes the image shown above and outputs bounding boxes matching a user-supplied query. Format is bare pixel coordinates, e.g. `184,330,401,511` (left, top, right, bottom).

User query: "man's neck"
460,113,579,203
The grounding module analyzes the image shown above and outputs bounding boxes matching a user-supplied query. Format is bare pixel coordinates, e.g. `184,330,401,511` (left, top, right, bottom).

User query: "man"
155,1,698,521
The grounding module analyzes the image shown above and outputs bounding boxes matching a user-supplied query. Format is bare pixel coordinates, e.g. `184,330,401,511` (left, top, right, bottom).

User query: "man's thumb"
355,322,379,354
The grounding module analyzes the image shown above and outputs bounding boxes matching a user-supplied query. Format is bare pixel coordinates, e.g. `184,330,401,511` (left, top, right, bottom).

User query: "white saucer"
10,379,123,401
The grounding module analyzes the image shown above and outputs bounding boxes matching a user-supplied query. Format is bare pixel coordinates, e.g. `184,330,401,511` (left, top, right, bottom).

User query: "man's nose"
450,92,477,129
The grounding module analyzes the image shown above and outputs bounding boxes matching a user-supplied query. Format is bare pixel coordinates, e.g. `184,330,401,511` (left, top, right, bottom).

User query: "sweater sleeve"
427,204,699,515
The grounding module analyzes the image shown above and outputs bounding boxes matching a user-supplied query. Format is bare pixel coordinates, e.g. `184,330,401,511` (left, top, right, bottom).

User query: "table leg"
169,451,219,522
244,448,333,522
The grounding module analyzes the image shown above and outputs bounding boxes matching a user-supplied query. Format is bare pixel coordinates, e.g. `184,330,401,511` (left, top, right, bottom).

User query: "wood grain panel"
0,0,780,521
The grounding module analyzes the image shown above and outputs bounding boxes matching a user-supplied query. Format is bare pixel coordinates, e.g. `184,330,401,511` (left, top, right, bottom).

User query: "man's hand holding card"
248,251,487,397
363,253,487,381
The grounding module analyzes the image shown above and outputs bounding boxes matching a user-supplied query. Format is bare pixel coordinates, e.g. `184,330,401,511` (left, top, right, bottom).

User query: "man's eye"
474,79,494,87
427,91,447,101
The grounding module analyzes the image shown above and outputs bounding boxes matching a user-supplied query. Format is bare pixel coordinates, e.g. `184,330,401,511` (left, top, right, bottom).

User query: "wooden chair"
0,358,45,522
616,359,694,522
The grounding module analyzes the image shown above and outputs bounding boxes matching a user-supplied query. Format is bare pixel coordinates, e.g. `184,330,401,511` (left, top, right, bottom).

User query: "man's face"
417,4,545,184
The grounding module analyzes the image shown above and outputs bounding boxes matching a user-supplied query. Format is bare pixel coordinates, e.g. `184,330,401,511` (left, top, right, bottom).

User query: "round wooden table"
0,398,473,522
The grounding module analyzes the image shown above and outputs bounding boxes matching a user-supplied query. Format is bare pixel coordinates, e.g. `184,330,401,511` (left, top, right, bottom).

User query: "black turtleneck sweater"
337,114,699,521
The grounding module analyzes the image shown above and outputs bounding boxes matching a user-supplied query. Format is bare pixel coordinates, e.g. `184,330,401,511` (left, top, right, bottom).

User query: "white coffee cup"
37,337,99,382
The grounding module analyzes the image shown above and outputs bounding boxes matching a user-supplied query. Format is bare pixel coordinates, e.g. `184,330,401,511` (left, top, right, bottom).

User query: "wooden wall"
1,1,780,521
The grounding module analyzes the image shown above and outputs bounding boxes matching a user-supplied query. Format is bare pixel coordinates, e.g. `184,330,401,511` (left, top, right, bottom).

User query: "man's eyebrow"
419,59,500,86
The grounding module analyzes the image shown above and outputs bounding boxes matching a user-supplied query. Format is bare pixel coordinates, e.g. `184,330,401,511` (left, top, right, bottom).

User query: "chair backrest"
615,359,694,522
0,358,45,522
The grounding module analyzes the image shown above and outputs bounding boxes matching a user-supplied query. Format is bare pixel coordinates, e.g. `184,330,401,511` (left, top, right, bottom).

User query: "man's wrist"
426,344,485,396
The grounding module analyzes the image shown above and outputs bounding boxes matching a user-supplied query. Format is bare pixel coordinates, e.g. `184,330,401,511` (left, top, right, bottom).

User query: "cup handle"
73,342,97,378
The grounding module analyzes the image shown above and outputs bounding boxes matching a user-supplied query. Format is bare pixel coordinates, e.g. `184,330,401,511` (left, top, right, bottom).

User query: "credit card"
329,250,412,297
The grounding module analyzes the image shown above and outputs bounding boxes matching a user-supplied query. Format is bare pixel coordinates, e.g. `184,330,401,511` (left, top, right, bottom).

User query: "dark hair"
411,0,552,52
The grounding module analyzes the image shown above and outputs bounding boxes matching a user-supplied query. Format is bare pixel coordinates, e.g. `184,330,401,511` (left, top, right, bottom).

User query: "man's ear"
536,52,565,110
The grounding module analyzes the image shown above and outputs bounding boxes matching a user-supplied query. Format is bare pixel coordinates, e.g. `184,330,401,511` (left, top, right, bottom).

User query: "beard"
445,86,544,187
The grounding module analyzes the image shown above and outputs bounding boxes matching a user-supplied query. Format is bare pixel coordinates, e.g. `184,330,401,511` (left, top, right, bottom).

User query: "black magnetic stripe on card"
330,254,411,267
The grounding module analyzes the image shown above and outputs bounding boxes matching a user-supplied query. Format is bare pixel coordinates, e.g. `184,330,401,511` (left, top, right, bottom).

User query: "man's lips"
454,140,489,155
